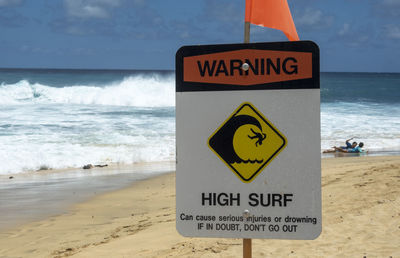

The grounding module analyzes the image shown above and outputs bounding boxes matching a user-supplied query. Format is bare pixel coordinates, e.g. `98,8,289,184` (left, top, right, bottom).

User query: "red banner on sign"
183,49,312,86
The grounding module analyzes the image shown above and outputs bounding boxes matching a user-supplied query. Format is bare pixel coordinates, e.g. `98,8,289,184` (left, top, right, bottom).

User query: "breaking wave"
0,74,175,107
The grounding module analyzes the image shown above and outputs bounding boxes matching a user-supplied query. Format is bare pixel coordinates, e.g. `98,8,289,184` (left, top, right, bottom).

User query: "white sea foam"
0,139,174,175
0,116,175,175
1,73,399,174
321,102,400,152
0,75,175,107
0,74,176,174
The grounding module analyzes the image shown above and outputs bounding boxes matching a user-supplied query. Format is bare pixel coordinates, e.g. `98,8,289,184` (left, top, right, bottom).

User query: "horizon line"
0,67,399,74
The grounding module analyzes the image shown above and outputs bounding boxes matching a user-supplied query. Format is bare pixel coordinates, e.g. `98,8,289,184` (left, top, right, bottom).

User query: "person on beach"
334,142,364,153
340,138,358,150
323,138,358,153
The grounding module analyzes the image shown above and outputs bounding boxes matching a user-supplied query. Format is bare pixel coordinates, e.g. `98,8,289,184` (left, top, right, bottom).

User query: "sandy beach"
0,155,399,257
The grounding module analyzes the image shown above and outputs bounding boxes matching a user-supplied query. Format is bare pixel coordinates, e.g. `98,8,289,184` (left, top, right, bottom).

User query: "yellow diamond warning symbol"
208,102,287,183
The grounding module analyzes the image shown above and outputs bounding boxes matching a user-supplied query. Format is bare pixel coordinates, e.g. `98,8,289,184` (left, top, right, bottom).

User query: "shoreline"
321,149,400,158
0,160,175,178
0,156,399,257
3,149,400,178
0,161,175,231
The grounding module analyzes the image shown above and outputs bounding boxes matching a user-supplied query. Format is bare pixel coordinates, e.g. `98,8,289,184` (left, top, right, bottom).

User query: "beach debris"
9,176,14,179
38,165,50,171
83,164,108,169
83,164,94,169
51,247,76,257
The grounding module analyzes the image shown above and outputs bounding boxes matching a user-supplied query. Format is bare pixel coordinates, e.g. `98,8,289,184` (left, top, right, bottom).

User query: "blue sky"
0,0,399,72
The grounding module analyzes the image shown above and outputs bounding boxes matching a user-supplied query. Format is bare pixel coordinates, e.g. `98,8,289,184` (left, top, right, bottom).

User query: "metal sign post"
243,20,250,257
243,238,252,258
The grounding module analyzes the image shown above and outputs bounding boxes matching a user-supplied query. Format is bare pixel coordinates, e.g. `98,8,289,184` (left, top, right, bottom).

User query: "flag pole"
244,22,250,43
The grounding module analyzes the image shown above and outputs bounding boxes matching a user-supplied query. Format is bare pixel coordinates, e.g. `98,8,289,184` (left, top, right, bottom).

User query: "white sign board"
176,41,321,239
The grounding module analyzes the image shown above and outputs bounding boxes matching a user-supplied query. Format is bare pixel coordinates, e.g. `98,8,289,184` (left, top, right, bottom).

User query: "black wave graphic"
209,114,263,164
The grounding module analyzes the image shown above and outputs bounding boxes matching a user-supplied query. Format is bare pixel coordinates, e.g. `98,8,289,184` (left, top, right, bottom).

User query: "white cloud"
132,0,145,6
338,23,350,36
297,9,322,26
295,8,333,30
385,24,400,39
336,23,370,47
0,0,22,7
66,25,85,35
382,0,400,6
64,0,121,19
376,0,400,17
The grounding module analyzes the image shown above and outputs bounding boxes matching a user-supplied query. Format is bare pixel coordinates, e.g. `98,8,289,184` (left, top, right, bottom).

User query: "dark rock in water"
83,164,94,169
83,164,108,169
94,164,108,168
38,165,50,171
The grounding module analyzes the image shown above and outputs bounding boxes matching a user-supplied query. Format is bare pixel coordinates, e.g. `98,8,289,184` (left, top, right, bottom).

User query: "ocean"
0,69,399,175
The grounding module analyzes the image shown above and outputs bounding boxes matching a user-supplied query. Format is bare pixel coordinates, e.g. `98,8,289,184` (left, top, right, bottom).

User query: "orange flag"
245,0,299,41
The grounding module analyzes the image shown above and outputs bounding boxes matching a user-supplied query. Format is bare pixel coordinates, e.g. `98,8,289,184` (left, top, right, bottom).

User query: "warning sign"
208,102,286,183
176,41,321,240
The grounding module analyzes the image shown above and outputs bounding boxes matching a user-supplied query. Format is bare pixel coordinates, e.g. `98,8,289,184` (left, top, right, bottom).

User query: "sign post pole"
243,238,252,258
243,17,252,258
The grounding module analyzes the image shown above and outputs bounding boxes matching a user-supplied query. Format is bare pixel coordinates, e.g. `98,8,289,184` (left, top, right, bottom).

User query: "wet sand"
0,156,399,257
0,162,174,231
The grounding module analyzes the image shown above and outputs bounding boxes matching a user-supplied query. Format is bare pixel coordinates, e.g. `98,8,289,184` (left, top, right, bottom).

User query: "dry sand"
0,156,399,258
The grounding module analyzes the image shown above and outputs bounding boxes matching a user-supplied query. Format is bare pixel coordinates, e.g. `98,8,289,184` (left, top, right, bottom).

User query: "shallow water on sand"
0,162,174,231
